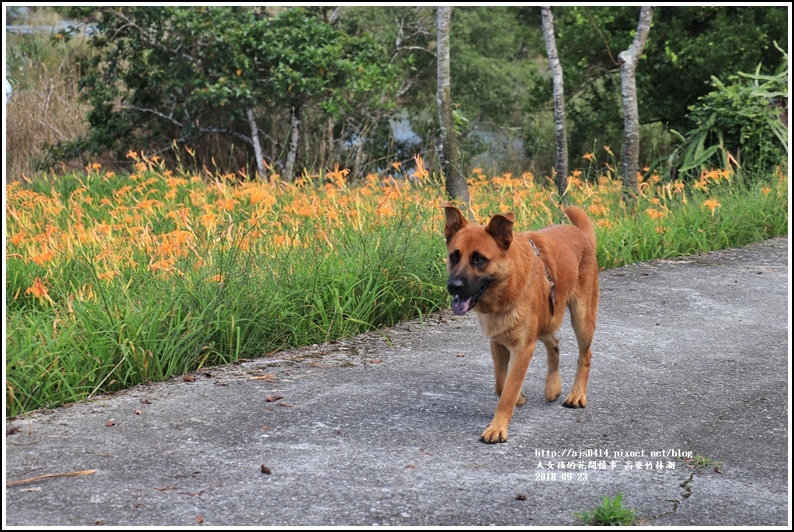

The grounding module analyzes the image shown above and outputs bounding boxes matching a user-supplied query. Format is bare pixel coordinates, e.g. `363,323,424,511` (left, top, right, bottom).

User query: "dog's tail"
563,206,597,248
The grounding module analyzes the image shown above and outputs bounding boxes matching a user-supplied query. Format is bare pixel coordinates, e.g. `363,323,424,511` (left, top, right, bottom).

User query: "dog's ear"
485,212,515,250
442,202,467,243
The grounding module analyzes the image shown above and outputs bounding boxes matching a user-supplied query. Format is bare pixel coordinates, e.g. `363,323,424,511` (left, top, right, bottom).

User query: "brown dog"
442,203,599,443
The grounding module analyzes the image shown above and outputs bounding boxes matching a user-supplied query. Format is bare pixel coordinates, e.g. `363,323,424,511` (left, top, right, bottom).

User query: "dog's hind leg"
563,294,598,408
540,334,562,402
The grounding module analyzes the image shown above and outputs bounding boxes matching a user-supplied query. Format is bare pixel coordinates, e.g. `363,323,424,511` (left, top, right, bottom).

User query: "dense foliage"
671,46,788,176
12,6,789,182
45,6,399,179
544,6,788,163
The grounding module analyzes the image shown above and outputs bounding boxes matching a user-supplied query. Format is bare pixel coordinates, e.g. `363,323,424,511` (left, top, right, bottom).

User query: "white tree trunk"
327,116,334,166
283,108,301,183
436,6,469,204
541,6,568,203
618,6,654,205
246,108,267,180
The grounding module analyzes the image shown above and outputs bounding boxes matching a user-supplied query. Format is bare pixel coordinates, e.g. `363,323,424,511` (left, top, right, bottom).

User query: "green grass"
680,453,725,471
594,171,788,269
6,200,446,416
574,493,640,526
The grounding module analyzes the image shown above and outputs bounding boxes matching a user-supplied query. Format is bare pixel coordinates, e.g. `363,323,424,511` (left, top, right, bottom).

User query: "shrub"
670,44,788,177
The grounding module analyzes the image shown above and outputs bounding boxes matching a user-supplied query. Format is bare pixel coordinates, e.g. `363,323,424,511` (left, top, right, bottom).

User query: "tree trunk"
327,116,334,167
618,6,654,206
541,6,569,204
270,114,279,173
319,116,333,170
283,106,301,183
436,6,470,204
319,129,327,171
246,108,267,180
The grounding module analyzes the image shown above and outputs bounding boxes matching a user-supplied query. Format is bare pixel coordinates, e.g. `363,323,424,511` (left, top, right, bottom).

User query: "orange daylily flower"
29,250,56,265
26,277,55,305
413,154,429,180
702,199,721,215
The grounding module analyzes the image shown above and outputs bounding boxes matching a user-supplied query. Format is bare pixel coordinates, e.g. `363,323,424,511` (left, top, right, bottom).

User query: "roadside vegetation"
5,152,787,417
5,7,789,416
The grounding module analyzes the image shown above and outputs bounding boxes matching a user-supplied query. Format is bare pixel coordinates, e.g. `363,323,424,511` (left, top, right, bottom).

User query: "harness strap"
529,239,556,315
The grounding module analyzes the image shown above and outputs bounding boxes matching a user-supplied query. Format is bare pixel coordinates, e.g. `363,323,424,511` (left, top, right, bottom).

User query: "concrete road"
5,237,790,526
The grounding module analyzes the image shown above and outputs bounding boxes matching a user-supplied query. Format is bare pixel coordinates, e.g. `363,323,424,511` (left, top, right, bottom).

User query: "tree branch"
391,15,433,62
107,8,198,64
119,104,182,127
119,104,290,163
328,6,344,24
586,9,619,66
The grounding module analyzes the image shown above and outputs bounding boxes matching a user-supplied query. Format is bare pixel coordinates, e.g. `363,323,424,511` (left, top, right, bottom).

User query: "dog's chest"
476,309,535,349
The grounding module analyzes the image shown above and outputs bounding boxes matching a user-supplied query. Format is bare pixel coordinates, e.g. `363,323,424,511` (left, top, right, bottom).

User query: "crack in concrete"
649,469,697,523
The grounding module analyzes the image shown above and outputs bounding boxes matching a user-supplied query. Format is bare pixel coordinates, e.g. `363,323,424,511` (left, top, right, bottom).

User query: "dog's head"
442,203,515,316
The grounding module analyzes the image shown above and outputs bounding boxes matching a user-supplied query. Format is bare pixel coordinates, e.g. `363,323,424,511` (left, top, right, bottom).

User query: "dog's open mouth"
451,282,488,316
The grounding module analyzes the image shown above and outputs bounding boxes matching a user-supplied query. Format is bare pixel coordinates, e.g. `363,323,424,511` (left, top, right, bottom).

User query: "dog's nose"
447,277,465,295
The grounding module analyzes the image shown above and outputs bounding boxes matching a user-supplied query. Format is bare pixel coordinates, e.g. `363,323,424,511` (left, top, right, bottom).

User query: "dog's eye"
471,252,489,267
449,250,460,265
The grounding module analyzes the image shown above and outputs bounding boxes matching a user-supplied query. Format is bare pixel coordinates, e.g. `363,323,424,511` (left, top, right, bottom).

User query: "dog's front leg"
490,340,527,406
482,343,534,443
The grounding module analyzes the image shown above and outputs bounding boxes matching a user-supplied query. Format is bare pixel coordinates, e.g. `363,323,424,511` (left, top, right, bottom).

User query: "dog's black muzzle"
447,275,489,316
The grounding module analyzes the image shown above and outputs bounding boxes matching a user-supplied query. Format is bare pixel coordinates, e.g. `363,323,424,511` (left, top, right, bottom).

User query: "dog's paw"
546,390,562,402
562,393,587,408
481,424,509,444
545,375,562,402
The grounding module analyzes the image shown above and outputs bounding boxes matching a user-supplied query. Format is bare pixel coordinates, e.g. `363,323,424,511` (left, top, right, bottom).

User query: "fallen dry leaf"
265,395,284,402
405,464,416,469
105,420,116,427
6,469,98,487
276,401,295,407
455,353,466,357
196,515,204,524
183,374,196,382
134,410,143,415
153,486,177,491
515,493,528,501
249,373,278,381
261,464,272,475
369,358,383,364
140,398,152,404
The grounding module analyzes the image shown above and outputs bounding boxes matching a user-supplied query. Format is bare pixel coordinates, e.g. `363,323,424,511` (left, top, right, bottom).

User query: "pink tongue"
451,296,471,316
